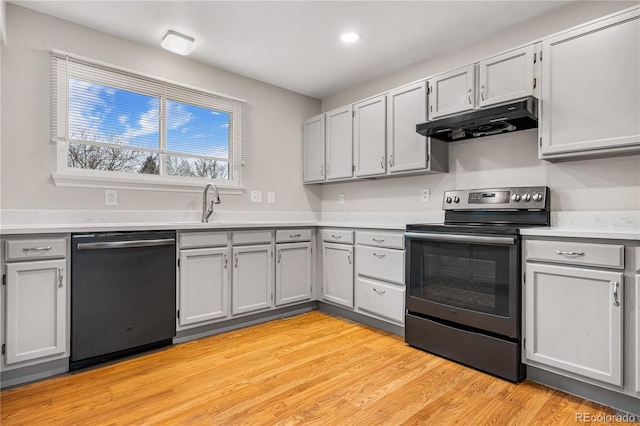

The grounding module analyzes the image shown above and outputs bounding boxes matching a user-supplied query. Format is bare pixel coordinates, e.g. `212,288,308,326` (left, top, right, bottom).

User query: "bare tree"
68,128,143,173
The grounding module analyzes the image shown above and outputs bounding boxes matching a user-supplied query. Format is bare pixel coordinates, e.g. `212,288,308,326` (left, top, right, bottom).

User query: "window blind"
50,51,246,167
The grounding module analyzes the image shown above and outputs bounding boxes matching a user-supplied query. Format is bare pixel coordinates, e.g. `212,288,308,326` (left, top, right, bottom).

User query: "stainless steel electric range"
404,186,550,382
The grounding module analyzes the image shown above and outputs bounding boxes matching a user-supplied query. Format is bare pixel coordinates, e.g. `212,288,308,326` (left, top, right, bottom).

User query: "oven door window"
410,239,513,317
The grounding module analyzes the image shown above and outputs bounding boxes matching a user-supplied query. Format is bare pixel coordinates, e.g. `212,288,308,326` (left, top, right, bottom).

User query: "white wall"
0,4,322,214
321,1,640,214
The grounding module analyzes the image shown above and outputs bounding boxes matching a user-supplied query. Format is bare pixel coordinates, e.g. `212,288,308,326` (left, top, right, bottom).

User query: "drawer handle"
612,281,621,307
331,234,342,239
23,246,52,253
372,288,386,295
58,267,64,288
290,234,301,238
372,238,385,243
556,250,585,257
372,252,386,258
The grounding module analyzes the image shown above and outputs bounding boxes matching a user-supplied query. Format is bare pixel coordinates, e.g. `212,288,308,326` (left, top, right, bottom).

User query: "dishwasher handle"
76,238,175,250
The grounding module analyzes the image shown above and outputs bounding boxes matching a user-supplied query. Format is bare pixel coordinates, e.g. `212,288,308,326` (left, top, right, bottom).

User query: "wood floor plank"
0,311,625,425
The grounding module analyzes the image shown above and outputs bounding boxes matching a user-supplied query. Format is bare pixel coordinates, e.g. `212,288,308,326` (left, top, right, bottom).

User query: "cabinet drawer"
321,229,354,244
356,230,404,249
526,240,624,269
275,229,311,243
232,230,272,245
180,231,228,249
356,245,404,284
5,238,66,261
356,277,405,324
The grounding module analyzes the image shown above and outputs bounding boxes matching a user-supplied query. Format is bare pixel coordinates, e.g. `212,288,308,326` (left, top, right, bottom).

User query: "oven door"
405,231,520,339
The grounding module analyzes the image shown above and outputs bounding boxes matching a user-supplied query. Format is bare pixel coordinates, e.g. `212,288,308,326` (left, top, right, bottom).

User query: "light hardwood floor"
0,311,626,425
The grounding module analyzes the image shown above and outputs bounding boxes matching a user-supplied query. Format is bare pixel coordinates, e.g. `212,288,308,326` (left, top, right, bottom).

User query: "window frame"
50,50,246,194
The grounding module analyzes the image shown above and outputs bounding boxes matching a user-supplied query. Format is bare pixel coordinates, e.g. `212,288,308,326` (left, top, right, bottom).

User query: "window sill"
51,172,244,195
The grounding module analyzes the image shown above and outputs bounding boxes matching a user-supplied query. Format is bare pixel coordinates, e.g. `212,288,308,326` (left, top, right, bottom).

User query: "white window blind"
51,51,245,187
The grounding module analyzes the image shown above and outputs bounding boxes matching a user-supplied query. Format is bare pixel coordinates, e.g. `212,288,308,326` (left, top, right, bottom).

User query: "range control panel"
443,186,549,210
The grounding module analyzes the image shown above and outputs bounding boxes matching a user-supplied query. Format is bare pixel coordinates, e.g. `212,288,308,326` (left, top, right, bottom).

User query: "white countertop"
1,210,638,240
520,226,640,241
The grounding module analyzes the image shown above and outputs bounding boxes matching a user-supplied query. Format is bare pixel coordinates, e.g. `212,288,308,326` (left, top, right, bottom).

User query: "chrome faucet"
201,183,221,223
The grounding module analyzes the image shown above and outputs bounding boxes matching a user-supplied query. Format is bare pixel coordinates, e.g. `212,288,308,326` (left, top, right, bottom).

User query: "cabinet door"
325,106,353,180
232,245,273,315
354,95,386,177
636,273,640,394
540,10,640,157
275,242,312,306
428,64,475,119
387,82,428,173
178,247,229,327
525,263,623,385
303,114,325,183
5,259,66,364
322,243,354,308
479,45,534,108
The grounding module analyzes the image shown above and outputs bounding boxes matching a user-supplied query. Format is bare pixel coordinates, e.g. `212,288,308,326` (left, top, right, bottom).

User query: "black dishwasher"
70,231,176,371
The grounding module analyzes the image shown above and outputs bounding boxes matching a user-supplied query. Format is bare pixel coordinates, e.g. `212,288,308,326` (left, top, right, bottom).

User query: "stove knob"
453,196,460,203
522,193,531,202
511,194,521,202
445,196,452,204
532,193,542,202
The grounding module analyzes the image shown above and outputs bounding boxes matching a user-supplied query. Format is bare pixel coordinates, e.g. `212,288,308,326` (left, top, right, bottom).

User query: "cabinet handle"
234,254,238,268
372,288,386,295
23,246,52,253
388,155,393,168
467,88,472,104
612,281,621,307
331,234,342,240
320,165,324,177
480,85,485,101
326,164,331,175
58,267,64,288
556,250,585,257
372,238,385,243
289,234,301,239
277,250,282,263
380,156,384,169
348,252,352,264
372,252,386,258
224,254,228,269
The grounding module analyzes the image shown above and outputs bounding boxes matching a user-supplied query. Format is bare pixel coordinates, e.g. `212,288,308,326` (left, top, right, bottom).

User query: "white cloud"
166,102,193,130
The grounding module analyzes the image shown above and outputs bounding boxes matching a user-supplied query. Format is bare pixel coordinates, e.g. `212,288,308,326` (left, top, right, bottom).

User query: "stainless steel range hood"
416,97,538,142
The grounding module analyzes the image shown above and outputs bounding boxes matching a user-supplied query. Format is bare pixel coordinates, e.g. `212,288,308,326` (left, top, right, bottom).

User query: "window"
51,51,245,191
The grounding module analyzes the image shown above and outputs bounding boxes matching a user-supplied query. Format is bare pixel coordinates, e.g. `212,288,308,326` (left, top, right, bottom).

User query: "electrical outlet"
251,191,263,203
267,192,276,204
421,188,431,202
338,193,345,205
105,189,118,206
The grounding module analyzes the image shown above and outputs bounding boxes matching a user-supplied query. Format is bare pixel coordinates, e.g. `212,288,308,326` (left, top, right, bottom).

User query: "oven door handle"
405,232,516,246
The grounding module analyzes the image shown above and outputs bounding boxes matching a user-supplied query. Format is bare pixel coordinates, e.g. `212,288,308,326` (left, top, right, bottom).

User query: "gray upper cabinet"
427,64,475,120
354,94,387,177
387,81,428,173
478,45,535,108
325,105,353,180
302,114,325,183
539,8,640,160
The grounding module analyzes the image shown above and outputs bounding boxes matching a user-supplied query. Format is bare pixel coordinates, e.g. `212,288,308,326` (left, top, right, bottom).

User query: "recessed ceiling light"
161,30,196,56
341,32,360,43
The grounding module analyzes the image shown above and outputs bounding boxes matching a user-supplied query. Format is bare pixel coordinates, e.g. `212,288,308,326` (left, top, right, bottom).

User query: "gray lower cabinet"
275,242,312,306
178,232,230,329
321,229,354,308
354,230,405,325
231,230,274,316
524,238,633,393
1,236,69,369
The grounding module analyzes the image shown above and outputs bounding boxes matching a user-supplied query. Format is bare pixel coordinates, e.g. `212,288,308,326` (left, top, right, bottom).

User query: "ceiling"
11,0,574,100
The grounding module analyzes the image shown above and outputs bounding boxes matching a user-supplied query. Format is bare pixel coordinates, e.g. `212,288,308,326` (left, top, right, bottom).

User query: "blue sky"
68,78,230,158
